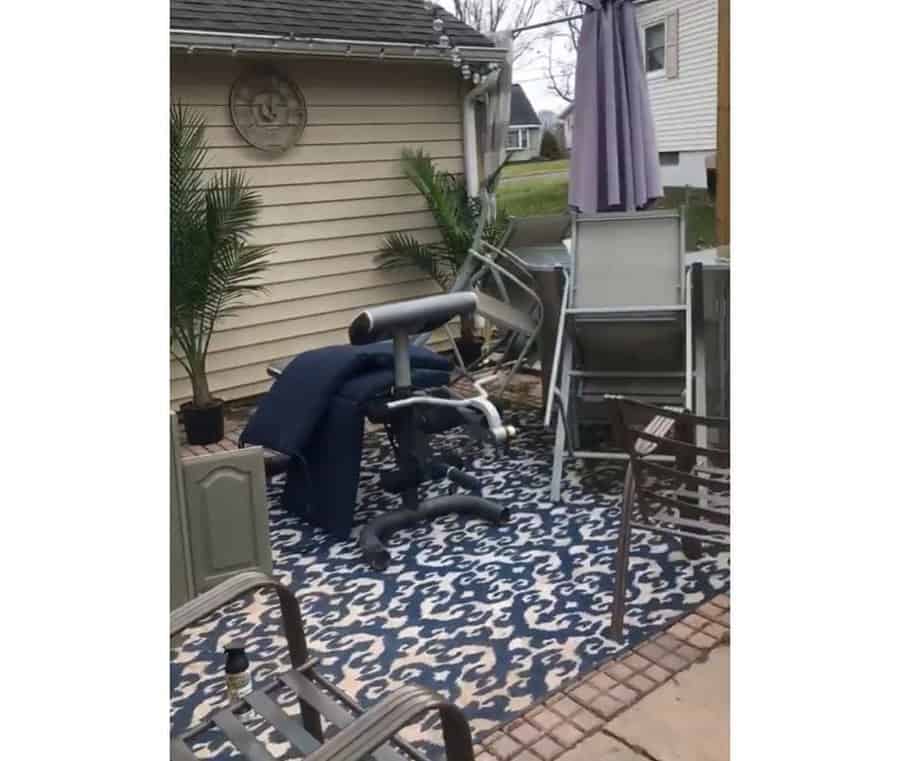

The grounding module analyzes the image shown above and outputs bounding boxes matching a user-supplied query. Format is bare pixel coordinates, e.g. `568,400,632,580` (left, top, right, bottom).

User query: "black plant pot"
455,337,484,368
181,399,225,445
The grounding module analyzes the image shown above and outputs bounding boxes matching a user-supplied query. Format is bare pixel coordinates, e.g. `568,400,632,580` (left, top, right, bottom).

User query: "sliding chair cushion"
572,211,682,309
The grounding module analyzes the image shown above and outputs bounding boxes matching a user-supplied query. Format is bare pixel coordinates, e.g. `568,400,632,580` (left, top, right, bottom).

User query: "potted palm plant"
171,104,272,445
376,148,508,366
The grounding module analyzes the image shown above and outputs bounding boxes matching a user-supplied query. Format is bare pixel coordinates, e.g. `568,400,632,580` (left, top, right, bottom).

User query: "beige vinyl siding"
637,0,718,153
171,53,465,403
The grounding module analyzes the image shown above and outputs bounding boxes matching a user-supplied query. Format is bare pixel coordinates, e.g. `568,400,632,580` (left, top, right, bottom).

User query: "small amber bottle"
224,641,254,710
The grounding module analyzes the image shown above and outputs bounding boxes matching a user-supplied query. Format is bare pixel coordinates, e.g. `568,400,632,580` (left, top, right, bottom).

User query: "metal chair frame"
412,241,545,400
604,397,730,642
171,572,477,761
544,209,694,501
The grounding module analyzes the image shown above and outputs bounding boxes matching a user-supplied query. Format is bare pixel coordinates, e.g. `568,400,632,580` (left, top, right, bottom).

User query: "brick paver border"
473,595,730,761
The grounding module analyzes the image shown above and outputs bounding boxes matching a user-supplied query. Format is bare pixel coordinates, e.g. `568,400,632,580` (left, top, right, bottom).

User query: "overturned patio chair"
171,572,477,761
413,241,544,400
463,213,572,389
545,209,695,501
605,396,730,642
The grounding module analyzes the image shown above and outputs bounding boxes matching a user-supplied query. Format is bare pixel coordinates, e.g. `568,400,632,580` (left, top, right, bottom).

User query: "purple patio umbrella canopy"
569,0,662,212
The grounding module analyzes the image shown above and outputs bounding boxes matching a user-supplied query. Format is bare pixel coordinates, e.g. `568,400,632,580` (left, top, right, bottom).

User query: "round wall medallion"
229,68,307,154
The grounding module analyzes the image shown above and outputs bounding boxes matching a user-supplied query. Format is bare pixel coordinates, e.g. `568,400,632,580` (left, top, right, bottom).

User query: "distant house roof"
559,103,574,120
510,84,541,127
170,0,495,48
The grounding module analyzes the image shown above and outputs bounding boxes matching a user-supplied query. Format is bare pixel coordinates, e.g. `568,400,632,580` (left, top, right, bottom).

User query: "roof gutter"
170,29,508,64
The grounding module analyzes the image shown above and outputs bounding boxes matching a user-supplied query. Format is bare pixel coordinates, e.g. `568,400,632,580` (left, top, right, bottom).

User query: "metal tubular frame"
605,398,730,642
171,572,477,761
545,210,694,502
430,242,544,399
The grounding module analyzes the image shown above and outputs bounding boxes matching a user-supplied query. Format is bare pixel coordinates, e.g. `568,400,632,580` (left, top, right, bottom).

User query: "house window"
659,151,680,166
506,128,529,150
644,21,666,74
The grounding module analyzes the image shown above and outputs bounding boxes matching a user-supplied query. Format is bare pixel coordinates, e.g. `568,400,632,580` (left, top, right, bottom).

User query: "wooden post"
715,0,730,246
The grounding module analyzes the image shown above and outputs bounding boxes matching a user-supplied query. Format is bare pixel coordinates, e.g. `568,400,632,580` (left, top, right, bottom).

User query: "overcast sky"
433,0,579,117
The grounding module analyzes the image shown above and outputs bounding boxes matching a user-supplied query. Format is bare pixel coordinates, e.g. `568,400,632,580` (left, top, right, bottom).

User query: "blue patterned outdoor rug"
171,409,729,758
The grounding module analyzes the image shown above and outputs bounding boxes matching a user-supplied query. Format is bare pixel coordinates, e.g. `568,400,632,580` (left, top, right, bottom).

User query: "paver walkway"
598,645,729,761
473,596,729,761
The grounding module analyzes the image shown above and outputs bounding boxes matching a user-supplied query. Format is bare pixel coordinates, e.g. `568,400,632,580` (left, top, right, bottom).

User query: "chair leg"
550,412,567,503
550,340,574,503
611,463,637,642
675,418,703,560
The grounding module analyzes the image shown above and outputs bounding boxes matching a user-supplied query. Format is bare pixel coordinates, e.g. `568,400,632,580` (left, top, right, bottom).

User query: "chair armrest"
303,685,475,761
170,571,311,668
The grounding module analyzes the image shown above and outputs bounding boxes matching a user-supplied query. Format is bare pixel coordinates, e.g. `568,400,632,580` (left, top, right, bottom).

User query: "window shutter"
665,10,679,79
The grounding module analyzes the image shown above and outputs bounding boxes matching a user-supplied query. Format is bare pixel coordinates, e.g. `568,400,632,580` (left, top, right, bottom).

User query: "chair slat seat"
632,520,730,546
639,507,730,535
213,709,279,761
280,671,409,761
635,486,730,519
634,415,675,455
172,573,476,761
246,691,322,755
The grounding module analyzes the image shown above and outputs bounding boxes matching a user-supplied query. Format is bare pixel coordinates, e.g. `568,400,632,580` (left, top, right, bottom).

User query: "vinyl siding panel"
171,53,463,403
637,0,718,153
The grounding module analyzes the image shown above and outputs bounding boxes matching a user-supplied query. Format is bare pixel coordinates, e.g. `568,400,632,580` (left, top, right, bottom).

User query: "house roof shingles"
171,0,495,48
509,84,541,126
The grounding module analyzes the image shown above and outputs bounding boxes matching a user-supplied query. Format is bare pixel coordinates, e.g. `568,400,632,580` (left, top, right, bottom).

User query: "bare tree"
450,0,542,61
543,0,581,103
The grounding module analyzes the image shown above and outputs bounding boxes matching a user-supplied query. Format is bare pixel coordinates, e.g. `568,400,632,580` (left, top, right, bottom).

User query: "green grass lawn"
498,176,570,217
497,175,716,251
501,158,570,179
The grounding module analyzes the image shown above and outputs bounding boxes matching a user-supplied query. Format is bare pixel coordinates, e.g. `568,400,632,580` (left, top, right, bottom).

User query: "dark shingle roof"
510,84,541,126
171,0,495,48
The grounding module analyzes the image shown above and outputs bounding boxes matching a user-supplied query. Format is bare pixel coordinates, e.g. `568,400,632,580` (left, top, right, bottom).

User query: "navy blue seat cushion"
241,344,451,538
286,367,450,538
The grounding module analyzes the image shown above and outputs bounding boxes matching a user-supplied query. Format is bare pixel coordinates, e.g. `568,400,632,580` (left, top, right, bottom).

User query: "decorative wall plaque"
229,68,307,154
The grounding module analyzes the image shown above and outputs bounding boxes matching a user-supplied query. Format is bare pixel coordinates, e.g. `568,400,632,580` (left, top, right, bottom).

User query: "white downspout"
463,71,500,199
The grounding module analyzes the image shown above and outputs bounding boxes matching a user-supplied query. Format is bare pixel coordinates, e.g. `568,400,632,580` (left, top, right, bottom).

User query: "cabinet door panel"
182,447,271,593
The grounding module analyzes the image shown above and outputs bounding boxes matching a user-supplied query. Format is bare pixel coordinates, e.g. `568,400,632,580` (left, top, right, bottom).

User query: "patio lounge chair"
605,396,730,642
171,571,477,761
545,209,695,501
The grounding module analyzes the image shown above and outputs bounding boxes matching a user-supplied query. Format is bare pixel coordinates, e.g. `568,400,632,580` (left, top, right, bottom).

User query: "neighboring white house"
636,0,718,187
562,1,716,185
506,84,543,162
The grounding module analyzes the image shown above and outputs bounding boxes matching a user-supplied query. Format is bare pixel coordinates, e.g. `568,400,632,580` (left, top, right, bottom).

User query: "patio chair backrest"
571,210,684,310
502,214,572,250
